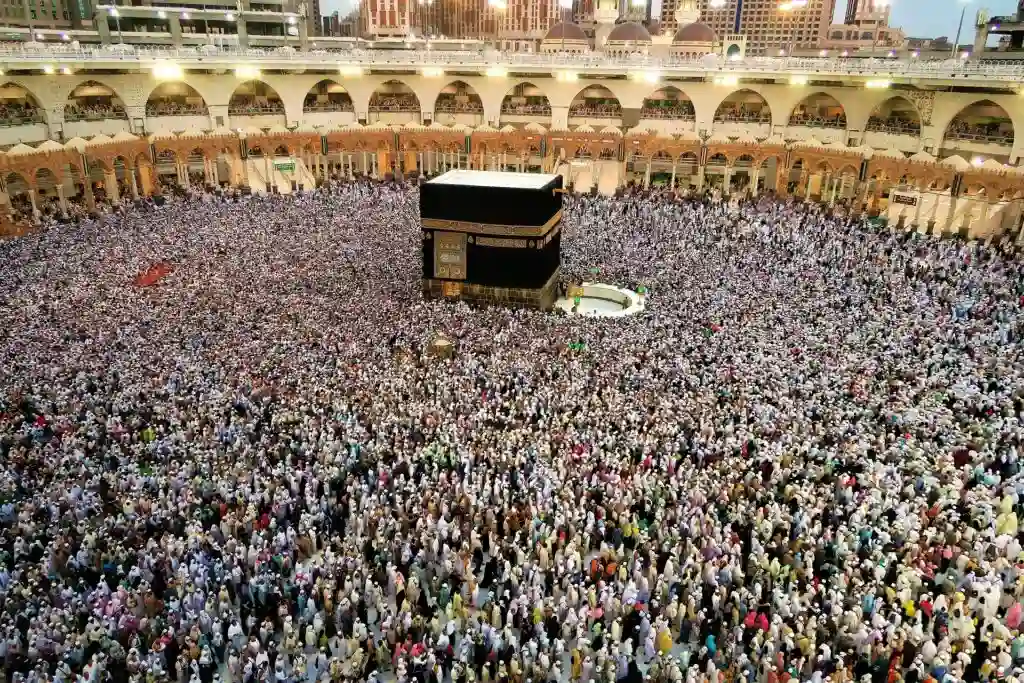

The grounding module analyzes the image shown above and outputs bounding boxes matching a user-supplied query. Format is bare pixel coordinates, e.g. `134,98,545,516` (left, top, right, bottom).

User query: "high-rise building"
843,0,858,24
498,0,559,41
660,0,835,54
362,0,412,36
847,0,888,24
1,0,91,30
364,0,557,40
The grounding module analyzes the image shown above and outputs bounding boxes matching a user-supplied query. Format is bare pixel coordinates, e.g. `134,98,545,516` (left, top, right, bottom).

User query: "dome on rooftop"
544,22,588,42
673,22,716,43
608,21,651,42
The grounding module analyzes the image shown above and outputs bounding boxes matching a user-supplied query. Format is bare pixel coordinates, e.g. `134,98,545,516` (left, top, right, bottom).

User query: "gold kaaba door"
434,231,467,280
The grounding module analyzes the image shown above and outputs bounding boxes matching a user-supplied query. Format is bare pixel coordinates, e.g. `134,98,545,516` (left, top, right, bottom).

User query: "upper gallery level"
0,43,1021,167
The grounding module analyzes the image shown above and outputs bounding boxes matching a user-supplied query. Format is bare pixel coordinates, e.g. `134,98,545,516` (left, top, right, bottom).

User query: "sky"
836,0,1020,39
320,0,1022,41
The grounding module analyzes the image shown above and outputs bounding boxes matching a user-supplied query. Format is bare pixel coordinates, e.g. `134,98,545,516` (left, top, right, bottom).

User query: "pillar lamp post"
952,0,971,58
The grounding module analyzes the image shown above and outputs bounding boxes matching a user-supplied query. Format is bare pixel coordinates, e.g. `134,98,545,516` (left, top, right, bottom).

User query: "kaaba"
421,170,563,310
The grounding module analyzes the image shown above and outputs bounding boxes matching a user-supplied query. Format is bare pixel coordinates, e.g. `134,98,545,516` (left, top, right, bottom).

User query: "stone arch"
303,79,354,113
862,95,921,135
433,80,483,114
228,80,285,116
568,85,622,121
787,91,847,130
66,80,128,121
499,82,552,125
145,82,209,117
733,153,755,168
5,171,31,196
141,75,222,112
368,79,421,115
712,89,772,127
0,82,47,125
941,99,1015,146
641,85,695,121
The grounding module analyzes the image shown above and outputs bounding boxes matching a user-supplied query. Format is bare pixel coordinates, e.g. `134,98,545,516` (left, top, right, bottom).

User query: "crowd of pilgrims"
1,180,1024,683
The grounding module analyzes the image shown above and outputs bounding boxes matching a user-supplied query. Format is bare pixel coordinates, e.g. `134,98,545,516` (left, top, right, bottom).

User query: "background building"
1,0,93,30
661,0,834,55
823,0,904,54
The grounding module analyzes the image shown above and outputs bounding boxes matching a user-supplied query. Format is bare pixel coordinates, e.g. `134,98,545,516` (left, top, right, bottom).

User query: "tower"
594,0,618,46
674,0,698,27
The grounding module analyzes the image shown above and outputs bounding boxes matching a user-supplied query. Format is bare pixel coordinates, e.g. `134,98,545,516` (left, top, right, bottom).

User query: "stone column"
750,169,759,197
830,175,839,205
129,168,139,199
803,171,812,201
84,181,96,211
944,195,958,235
28,189,39,218
670,160,677,191
204,158,213,185
912,187,924,229
105,171,120,203
643,158,651,189
697,165,705,191
57,185,68,216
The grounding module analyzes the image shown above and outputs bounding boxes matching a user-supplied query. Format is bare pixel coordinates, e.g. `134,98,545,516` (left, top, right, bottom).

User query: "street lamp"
109,7,123,43
952,0,971,58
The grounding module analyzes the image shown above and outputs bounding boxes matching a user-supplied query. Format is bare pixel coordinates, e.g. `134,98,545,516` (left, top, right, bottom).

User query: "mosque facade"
0,45,1023,240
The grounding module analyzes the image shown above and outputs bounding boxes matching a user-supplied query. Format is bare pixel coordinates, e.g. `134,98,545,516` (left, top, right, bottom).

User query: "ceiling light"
153,61,184,80
235,65,261,79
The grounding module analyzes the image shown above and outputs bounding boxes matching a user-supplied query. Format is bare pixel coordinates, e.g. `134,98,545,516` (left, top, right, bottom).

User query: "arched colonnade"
2,127,1022,236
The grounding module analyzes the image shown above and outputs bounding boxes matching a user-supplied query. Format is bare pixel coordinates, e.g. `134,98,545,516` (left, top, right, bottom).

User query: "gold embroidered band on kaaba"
422,210,562,238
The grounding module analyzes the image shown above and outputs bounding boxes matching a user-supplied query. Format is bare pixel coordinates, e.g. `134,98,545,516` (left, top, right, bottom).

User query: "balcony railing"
0,110,44,127
146,102,210,116
788,114,847,129
434,100,484,113
944,130,1014,144
865,118,921,134
714,111,771,124
500,103,552,115
227,102,285,115
1,44,1023,82
64,106,129,122
569,104,622,118
640,105,696,120
303,101,355,112
368,98,421,113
